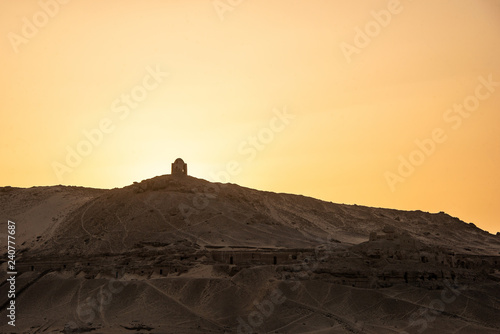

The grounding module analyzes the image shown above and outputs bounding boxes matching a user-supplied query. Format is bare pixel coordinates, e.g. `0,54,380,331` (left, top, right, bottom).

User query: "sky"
1,0,499,233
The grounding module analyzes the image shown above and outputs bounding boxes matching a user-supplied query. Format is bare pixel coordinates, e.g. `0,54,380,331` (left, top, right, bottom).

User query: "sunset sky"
1,0,499,233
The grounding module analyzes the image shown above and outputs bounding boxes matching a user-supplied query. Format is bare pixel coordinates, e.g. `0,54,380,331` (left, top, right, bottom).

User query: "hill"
1,174,500,333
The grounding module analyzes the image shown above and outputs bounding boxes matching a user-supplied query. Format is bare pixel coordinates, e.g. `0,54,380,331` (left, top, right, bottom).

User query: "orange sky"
1,0,499,233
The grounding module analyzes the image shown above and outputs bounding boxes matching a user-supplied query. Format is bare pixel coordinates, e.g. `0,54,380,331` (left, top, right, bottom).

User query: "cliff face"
1,176,500,333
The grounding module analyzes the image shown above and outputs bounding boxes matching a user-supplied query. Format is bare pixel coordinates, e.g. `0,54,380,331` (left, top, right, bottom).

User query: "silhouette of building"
171,158,187,175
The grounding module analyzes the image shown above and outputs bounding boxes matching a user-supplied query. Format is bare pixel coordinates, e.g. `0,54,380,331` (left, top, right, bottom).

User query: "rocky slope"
0,174,499,333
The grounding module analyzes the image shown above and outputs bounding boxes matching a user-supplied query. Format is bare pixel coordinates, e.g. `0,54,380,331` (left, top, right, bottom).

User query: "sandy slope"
0,175,499,333
0,186,104,249
1,269,499,333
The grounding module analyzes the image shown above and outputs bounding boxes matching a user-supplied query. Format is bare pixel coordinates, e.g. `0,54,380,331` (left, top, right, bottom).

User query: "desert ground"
1,174,500,333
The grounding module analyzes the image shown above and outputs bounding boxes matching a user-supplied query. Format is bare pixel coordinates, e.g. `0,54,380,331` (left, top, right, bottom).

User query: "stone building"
171,158,187,175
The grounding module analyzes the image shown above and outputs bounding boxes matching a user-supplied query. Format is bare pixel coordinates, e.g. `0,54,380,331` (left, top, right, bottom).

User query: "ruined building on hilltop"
171,158,187,175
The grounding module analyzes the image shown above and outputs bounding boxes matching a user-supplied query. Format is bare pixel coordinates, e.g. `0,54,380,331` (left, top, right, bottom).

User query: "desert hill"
1,174,500,333
3,174,499,257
